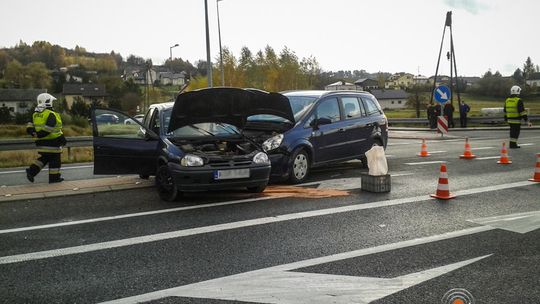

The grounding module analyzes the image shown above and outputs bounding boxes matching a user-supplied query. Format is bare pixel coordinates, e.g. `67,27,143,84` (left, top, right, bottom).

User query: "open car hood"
168,87,295,132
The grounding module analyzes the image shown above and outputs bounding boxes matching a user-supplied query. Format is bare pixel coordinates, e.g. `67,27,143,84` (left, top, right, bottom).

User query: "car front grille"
208,159,252,168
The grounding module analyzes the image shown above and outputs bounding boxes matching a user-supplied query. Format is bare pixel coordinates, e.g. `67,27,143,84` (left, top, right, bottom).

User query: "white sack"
365,145,388,176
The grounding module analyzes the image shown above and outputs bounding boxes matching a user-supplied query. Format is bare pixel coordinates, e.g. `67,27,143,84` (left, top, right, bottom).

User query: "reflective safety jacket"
504,97,527,124
27,109,66,152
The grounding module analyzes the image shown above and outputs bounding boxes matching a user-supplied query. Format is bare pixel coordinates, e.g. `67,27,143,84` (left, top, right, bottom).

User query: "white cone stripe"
437,184,449,191
439,172,448,179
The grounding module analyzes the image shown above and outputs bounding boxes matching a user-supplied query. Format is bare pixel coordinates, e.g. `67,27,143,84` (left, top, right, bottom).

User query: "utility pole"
430,11,461,107
204,0,213,87
217,0,225,86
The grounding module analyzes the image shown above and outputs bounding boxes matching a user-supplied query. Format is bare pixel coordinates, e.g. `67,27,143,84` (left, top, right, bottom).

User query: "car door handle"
338,128,346,132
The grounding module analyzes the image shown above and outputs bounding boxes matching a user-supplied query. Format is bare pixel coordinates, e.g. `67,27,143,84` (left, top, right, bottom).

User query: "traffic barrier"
417,138,430,157
430,163,456,200
528,153,540,182
459,138,476,159
497,142,512,164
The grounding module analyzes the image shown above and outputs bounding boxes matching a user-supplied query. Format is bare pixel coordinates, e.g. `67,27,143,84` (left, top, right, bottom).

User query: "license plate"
213,168,250,180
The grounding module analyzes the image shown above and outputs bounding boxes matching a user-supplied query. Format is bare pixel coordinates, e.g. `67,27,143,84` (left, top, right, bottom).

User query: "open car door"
91,108,158,176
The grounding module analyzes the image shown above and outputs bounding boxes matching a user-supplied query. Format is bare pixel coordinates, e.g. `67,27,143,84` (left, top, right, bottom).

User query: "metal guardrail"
0,115,539,152
387,115,540,125
0,136,93,152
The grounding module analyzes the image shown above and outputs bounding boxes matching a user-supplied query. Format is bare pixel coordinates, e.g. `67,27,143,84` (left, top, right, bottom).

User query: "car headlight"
262,134,283,152
180,154,204,167
253,152,270,164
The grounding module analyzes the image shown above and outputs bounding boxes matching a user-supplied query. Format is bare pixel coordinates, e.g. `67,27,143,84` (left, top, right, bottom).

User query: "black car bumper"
269,153,291,181
168,163,271,192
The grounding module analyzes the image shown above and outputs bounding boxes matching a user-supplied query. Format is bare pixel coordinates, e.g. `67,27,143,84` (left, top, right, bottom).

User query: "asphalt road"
1,129,539,304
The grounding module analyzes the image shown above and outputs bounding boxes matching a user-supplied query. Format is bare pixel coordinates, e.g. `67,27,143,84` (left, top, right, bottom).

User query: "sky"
1,0,539,77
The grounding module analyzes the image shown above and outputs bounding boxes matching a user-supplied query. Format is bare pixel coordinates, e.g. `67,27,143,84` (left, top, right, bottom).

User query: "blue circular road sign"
434,85,451,103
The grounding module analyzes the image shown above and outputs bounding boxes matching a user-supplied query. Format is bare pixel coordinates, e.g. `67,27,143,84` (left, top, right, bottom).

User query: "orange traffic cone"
528,153,540,182
430,163,456,200
459,138,476,159
497,142,512,164
418,138,430,157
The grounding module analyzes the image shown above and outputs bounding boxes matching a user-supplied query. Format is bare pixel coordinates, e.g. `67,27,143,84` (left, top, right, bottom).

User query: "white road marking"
470,147,494,150
469,211,540,234
476,156,502,160
520,143,534,146
0,175,410,235
0,180,534,265
0,196,278,235
108,256,489,304
427,150,447,154
405,161,445,165
99,226,494,304
0,165,94,175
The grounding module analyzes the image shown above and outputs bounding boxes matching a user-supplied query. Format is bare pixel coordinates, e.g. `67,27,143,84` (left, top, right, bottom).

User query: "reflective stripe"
505,97,521,121
33,109,63,141
49,169,61,174
37,146,62,153
33,160,44,169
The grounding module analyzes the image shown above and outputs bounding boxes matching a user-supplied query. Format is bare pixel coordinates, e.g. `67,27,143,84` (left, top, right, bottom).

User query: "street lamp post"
169,43,179,61
217,0,225,86
204,0,213,87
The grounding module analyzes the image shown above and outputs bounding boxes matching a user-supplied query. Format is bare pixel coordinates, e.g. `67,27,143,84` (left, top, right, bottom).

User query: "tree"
120,92,142,114
126,55,145,66
523,57,535,80
3,60,25,88
0,106,12,124
26,62,52,89
512,68,525,85
70,98,90,117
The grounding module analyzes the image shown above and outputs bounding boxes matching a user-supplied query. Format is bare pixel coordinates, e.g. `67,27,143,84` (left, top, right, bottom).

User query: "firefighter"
25,93,67,183
504,85,532,149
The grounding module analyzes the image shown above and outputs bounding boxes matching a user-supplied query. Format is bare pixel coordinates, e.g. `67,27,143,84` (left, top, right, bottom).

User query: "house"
63,84,107,108
413,75,429,85
371,89,409,110
460,76,481,88
354,78,379,91
385,73,414,89
428,75,451,87
324,81,358,91
122,67,158,85
158,71,188,86
526,72,540,87
0,89,47,114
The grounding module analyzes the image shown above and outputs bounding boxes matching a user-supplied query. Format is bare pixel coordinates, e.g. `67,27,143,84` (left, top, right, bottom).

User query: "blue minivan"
244,90,388,183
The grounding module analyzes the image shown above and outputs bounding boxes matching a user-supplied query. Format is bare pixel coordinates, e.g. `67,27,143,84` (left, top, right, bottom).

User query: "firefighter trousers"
27,152,62,183
509,123,521,148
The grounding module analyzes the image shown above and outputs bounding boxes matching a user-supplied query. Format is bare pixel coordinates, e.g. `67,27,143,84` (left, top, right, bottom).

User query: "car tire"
247,184,267,193
288,148,309,184
155,164,179,202
139,174,149,180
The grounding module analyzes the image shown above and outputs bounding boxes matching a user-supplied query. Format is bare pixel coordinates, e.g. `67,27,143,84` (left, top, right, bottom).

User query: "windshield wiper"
189,124,216,137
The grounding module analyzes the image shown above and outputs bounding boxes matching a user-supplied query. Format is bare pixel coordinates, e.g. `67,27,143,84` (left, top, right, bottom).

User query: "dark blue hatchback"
243,90,388,183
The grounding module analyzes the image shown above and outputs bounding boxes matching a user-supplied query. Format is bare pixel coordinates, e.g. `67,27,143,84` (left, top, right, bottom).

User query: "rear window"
341,97,363,119
361,96,382,116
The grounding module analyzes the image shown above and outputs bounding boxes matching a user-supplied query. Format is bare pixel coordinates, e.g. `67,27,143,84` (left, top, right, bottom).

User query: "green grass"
0,147,93,168
460,93,540,116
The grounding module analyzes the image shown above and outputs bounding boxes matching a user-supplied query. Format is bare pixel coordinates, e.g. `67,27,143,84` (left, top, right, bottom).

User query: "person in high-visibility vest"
25,93,67,183
504,85,533,149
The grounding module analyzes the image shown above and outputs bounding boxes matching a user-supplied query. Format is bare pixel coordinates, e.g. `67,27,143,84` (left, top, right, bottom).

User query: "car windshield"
247,96,317,123
162,109,240,138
